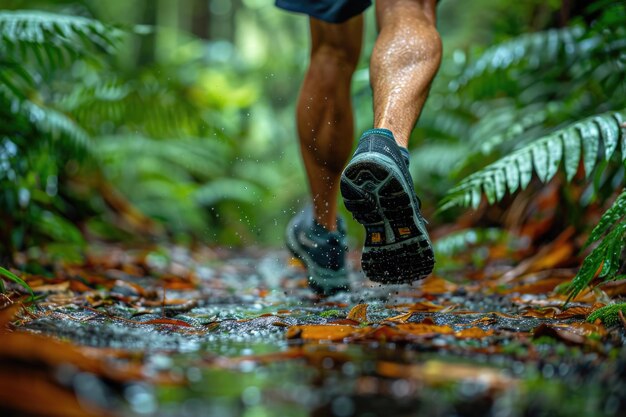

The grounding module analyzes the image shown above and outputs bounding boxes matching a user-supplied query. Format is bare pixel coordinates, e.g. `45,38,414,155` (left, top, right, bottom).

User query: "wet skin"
297,0,441,230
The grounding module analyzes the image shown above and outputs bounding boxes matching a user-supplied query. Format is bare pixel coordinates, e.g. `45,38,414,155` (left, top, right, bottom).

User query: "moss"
587,303,626,326
319,309,343,319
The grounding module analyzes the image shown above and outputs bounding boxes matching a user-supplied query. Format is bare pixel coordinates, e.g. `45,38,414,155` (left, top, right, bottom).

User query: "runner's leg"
297,15,363,230
371,0,441,148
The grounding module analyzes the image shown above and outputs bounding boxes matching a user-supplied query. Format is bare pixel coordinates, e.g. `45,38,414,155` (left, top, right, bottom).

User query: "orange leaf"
346,303,368,322
385,311,414,323
285,324,358,341
455,327,494,339
420,276,458,295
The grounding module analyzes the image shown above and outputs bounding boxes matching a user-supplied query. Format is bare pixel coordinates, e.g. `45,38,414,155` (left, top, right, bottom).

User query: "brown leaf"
521,307,558,319
347,303,368,323
142,318,193,327
555,305,601,319
532,324,586,345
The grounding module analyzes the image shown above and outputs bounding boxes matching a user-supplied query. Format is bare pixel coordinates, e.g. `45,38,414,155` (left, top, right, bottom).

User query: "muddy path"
1,244,625,417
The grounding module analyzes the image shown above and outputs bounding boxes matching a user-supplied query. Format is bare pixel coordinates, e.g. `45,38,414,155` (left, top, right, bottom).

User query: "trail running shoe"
285,206,350,296
340,128,435,283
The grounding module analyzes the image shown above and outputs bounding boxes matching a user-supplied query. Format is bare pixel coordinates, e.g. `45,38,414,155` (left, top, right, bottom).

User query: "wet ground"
2,245,626,417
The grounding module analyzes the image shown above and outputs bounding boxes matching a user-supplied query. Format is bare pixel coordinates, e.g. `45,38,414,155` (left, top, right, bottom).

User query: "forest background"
0,0,625,304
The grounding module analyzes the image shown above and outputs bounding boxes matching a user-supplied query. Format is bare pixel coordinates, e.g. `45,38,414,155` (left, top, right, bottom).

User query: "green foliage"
434,228,507,257
0,10,120,72
0,266,33,296
0,10,122,256
441,111,626,210
566,191,626,301
587,303,626,326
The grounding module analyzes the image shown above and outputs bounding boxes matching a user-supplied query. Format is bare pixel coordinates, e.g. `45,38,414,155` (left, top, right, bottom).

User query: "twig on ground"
618,309,626,331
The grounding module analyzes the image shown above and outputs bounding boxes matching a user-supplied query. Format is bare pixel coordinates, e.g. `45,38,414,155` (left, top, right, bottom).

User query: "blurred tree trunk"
138,0,157,65
190,0,211,39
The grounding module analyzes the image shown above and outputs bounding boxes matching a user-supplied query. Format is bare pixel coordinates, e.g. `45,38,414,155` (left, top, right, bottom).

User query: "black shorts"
275,0,372,24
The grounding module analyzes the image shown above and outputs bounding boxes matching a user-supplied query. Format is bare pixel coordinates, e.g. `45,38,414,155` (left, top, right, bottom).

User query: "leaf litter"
0,243,625,417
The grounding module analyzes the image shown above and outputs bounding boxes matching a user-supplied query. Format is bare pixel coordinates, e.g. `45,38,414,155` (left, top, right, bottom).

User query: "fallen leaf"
420,276,459,295
347,303,368,323
384,311,414,323
142,318,193,327
521,307,558,319
286,324,357,341
532,324,586,345
30,281,71,293
377,360,517,391
455,327,495,339
555,305,601,319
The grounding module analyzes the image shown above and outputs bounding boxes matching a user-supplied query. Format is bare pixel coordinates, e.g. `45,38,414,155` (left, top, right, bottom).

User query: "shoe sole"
285,218,350,296
340,153,435,284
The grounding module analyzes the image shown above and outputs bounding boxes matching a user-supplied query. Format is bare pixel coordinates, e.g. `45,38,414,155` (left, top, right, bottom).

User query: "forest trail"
1,244,624,417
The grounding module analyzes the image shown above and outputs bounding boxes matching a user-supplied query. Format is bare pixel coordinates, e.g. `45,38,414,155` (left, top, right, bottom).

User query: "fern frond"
566,222,626,302
0,10,121,71
434,228,507,257
59,80,214,138
409,142,469,178
195,178,265,206
22,100,91,155
97,135,230,180
585,189,626,248
441,110,626,210
450,27,588,92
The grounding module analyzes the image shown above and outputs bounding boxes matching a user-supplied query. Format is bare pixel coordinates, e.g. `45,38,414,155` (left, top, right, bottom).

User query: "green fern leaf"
562,127,581,181
567,222,626,302
494,168,506,201
0,11,121,72
545,135,563,181
483,175,496,204
441,110,625,210
517,151,533,189
585,189,626,247
579,120,600,177
505,159,519,194
594,115,619,159
532,141,549,182
454,27,585,91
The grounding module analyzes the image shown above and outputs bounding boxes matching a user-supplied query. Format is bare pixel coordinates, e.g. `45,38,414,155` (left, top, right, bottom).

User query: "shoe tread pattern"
341,160,435,284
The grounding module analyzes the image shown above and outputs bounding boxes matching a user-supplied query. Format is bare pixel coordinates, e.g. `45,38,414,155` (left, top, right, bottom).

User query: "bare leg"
297,16,363,231
372,0,442,148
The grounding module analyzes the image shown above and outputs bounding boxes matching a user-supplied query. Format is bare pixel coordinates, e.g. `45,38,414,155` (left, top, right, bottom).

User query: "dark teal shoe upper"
285,205,349,295
352,128,418,206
